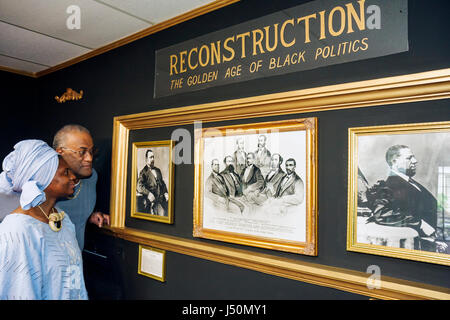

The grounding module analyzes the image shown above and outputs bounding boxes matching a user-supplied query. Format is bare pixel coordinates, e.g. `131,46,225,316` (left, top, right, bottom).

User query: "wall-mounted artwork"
194,118,318,255
347,121,450,265
130,140,174,224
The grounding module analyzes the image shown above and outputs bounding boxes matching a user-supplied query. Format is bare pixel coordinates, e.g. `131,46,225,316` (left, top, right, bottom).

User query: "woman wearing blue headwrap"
0,140,88,300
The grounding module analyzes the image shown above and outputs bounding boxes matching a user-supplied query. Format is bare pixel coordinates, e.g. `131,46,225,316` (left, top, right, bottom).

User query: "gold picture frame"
138,245,166,282
347,121,450,265
130,140,174,224
193,118,318,255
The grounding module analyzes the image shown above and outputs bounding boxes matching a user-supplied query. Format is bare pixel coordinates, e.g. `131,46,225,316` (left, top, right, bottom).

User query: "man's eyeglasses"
61,147,98,158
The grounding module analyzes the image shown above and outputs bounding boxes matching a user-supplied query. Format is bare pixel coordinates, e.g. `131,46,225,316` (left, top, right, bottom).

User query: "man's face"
224,156,233,166
57,131,94,179
285,160,296,175
224,156,235,171
393,148,418,177
246,154,255,166
271,154,280,169
257,136,266,148
211,160,220,173
146,151,155,168
237,139,244,150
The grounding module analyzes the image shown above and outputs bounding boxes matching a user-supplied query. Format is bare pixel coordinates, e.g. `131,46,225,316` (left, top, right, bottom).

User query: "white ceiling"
0,0,221,75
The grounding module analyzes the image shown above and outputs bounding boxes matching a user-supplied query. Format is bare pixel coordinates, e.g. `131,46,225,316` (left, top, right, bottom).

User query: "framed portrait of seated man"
193,118,317,255
347,121,450,265
130,140,174,224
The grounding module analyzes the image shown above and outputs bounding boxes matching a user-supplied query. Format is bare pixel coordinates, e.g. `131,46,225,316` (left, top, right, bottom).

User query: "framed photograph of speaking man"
347,121,450,266
130,140,174,224
193,117,317,255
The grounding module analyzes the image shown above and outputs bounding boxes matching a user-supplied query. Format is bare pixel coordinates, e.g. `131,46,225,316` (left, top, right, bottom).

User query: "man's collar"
389,169,410,182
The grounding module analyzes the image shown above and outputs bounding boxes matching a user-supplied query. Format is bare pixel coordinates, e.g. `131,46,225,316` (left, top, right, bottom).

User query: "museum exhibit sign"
138,245,166,282
154,0,408,97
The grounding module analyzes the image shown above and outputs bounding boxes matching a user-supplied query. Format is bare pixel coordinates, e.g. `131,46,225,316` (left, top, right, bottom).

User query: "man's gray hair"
53,124,91,149
272,153,283,165
385,144,409,167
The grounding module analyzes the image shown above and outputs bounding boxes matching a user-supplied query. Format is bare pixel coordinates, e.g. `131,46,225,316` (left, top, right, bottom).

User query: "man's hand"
436,241,448,253
420,219,435,237
147,192,156,202
89,212,110,228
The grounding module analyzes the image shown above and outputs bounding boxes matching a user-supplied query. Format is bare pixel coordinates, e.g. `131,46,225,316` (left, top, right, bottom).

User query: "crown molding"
0,65,37,78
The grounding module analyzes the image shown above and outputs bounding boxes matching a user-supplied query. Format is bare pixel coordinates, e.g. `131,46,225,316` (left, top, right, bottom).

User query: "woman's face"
45,157,76,199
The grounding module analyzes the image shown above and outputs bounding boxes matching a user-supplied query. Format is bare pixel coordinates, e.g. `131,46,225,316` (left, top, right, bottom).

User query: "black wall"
0,72,39,159
1,0,449,300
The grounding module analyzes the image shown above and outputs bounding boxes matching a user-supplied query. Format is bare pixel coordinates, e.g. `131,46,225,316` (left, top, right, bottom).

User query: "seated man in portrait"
365,145,447,252
136,149,169,216
205,158,244,213
251,153,286,206
275,158,304,207
219,156,245,213
220,155,243,198
240,152,265,205
264,153,286,198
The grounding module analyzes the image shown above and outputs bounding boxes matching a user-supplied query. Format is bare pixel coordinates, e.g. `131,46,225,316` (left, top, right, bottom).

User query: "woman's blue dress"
0,211,88,299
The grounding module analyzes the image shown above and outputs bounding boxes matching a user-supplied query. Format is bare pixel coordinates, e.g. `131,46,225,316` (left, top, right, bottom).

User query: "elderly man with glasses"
53,124,110,250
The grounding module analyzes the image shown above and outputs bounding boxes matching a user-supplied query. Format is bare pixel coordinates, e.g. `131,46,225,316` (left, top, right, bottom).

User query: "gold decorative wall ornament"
55,88,83,103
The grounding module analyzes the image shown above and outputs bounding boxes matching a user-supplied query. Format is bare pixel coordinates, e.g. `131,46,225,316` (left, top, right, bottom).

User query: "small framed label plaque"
138,245,166,282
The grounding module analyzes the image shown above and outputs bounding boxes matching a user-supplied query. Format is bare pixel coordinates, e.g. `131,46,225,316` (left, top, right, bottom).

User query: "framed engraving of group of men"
193,118,317,255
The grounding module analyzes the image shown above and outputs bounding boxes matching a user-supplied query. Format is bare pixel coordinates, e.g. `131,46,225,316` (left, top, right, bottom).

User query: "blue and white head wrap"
0,140,59,210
